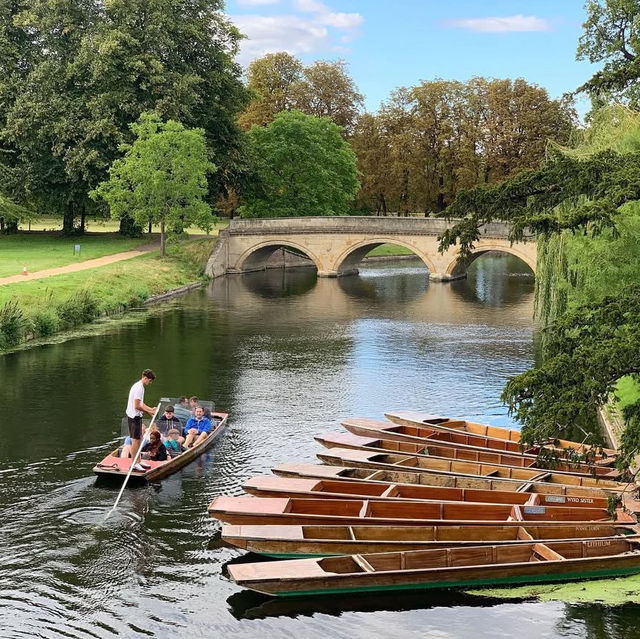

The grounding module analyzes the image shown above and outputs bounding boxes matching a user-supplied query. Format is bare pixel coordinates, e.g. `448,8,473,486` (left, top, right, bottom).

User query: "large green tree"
241,110,359,218
1,0,247,235
91,113,214,255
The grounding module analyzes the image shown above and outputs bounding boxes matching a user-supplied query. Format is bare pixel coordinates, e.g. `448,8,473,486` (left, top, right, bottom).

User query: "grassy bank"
0,238,216,350
0,234,149,277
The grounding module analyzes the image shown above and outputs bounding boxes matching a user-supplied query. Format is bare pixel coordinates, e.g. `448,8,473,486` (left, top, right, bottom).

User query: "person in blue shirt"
183,406,212,448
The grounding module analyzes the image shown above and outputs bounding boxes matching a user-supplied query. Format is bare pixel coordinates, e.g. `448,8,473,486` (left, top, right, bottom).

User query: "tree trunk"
62,205,76,235
148,219,152,234
80,211,86,233
160,219,166,256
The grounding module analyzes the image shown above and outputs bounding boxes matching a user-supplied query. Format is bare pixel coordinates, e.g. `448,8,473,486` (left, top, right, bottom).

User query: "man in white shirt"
126,369,157,465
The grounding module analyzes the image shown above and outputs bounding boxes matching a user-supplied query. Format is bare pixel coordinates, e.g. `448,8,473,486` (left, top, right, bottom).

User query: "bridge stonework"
205,217,536,281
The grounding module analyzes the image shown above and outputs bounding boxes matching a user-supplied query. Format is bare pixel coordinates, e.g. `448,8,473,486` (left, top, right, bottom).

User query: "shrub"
0,299,25,347
32,309,61,337
56,290,100,328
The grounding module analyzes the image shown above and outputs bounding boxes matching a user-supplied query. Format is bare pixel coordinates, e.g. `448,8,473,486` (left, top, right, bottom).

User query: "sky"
226,0,599,116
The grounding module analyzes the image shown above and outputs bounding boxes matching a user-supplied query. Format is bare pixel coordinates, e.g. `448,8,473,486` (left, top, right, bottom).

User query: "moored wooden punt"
208,496,634,526
93,412,228,482
227,538,640,597
317,447,628,493
315,431,619,479
272,463,618,500
242,475,611,509
384,410,617,460
342,417,617,465
222,523,640,557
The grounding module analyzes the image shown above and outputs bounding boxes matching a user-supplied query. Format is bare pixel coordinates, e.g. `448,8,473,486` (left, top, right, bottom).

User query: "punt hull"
384,410,617,458
208,496,630,527
315,431,619,479
316,448,627,493
229,555,640,597
271,463,618,501
93,413,228,482
222,524,640,557
242,475,610,509
341,417,616,465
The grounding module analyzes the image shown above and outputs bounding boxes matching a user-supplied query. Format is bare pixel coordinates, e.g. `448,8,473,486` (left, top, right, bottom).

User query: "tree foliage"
238,52,363,132
576,0,640,104
91,113,214,255
0,0,247,234
241,110,359,218
351,77,575,216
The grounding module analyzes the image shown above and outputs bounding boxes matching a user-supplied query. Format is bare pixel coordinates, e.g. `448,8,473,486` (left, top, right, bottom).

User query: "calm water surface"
1,256,637,638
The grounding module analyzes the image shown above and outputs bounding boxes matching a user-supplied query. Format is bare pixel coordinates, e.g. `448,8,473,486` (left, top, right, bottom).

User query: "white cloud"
231,0,363,65
233,14,330,63
237,0,280,5
445,14,552,33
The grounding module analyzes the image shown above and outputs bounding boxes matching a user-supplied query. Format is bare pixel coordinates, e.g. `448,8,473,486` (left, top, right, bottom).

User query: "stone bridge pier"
205,217,536,281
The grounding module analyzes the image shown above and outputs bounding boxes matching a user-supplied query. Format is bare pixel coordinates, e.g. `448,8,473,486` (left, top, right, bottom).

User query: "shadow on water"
239,267,318,299
226,583,525,622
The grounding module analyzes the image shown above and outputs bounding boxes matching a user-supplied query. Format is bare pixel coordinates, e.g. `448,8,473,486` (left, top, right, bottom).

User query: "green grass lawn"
0,234,150,277
365,244,414,257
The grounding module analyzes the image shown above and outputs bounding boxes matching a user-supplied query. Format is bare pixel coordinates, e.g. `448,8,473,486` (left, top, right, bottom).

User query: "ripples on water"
0,256,635,638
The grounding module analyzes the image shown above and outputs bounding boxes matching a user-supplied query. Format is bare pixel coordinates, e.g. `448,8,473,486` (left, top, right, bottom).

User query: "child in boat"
164,428,182,457
141,430,167,462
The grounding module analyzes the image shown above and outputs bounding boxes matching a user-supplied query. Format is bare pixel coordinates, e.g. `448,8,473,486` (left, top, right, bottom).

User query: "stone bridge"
205,217,536,281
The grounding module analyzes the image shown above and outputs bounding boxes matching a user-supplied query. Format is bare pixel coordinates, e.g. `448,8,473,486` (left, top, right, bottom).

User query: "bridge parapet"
227,216,518,240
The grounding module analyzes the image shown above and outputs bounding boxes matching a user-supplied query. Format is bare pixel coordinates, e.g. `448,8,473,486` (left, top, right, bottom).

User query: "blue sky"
227,0,598,115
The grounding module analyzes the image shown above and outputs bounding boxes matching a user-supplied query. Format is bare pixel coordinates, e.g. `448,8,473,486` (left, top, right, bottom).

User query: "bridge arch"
334,238,437,276
445,244,536,279
235,240,321,273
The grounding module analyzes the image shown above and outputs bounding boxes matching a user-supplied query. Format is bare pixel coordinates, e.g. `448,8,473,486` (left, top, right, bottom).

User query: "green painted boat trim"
265,565,640,598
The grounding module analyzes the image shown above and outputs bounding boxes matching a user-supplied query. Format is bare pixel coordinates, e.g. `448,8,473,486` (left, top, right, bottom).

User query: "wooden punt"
317,448,627,493
208,496,634,527
222,523,640,557
315,431,619,479
385,410,617,460
227,538,640,597
93,411,228,482
243,475,611,509
272,463,619,500
342,417,617,466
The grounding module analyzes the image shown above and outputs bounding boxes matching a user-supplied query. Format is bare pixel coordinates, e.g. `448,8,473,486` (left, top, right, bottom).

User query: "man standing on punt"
126,369,158,463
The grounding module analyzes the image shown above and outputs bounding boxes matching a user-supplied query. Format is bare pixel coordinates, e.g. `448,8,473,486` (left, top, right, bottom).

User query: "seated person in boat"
173,397,191,424
189,396,199,415
164,428,183,456
141,430,168,462
157,405,182,434
183,406,212,448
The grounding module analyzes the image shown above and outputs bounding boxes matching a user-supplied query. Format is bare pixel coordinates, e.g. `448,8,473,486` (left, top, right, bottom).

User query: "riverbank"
0,238,216,351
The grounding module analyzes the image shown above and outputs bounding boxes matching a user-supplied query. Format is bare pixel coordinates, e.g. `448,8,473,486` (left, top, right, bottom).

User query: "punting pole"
102,403,161,523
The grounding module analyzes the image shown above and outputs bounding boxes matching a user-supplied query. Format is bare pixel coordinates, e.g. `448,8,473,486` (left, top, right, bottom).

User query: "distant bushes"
0,300,25,347
56,290,100,328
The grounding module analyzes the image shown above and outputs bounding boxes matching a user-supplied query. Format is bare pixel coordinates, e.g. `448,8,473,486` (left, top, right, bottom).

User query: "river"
0,255,635,638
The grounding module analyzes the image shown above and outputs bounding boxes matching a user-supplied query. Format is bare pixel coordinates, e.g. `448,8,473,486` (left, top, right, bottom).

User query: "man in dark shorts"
125,369,157,466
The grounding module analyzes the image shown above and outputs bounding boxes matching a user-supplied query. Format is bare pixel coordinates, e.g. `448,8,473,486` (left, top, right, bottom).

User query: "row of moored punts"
210,410,640,597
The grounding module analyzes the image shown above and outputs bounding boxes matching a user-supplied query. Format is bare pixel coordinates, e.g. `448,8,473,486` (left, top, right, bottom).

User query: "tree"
238,52,304,129
241,110,359,218
238,53,363,132
291,60,364,132
91,113,214,255
1,0,247,235
576,0,640,104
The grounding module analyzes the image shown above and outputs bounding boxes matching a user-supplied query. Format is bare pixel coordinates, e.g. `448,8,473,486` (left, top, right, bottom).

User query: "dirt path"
0,244,158,286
